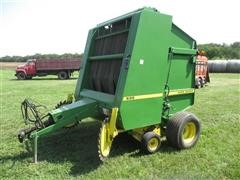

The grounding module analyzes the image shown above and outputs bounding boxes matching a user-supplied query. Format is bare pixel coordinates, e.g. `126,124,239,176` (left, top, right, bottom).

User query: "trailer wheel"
166,112,201,149
58,71,68,80
195,78,201,89
17,72,26,80
142,131,161,154
201,77,206,87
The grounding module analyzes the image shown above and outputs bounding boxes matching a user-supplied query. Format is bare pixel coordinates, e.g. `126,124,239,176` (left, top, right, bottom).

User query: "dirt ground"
0,62,23,69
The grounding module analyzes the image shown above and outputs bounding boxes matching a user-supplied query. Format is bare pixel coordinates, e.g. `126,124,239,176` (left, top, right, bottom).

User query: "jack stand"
33,135,38,163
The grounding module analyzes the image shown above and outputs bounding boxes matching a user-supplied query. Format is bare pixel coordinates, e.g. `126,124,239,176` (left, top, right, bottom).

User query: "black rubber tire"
58,71,68,80
195,78,201,89
17,72,26,80
200,78,203,88
66,72,71,79
142,131,161,154
201,78,206,87
166,112,201,149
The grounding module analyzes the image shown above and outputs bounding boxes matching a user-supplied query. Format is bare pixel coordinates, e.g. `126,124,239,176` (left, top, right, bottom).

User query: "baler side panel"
120,10,172,130
167,24,196,114
75,29,95,100
114,13,141,107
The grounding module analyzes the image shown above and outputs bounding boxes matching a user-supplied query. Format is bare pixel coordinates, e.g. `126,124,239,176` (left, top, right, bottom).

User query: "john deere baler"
18,7,201,162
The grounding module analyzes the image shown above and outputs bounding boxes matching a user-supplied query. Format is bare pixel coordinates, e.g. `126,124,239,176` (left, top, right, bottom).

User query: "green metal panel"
114,13,141,106
75,29,95,100
166,24,196,115
170,47,196,55
119,8,196,130
120,9,173,130
80,89,115,107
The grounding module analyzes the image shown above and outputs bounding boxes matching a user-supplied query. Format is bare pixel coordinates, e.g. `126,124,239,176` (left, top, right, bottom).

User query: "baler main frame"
18,7,201,163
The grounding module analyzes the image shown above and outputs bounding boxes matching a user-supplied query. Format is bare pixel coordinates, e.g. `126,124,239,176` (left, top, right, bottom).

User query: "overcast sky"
0,0,239,57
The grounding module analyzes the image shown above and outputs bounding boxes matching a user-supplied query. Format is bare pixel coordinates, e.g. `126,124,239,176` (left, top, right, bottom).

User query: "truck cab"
15,59,36,80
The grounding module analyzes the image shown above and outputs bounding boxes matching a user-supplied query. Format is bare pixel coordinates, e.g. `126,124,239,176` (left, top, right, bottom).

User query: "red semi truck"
15,59,81,80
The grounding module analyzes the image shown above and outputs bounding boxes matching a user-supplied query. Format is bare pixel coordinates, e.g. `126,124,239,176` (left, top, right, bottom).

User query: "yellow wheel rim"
182,122,196,144
147,137,159,152
99,123,112,158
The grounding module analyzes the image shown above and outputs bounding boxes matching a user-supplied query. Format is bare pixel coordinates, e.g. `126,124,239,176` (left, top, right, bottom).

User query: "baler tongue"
48,98,99,129
18,98,99,162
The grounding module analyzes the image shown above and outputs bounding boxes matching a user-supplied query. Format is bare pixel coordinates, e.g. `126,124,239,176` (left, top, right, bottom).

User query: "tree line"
198,42,240,60
0,42,239,62
0,53,83,62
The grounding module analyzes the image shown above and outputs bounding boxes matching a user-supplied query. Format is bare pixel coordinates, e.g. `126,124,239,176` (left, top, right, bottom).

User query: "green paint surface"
120,9,196,130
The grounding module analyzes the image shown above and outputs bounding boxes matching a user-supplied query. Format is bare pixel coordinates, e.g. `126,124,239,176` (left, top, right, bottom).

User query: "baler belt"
93,32,128,56
88,59,122,94
88,28,128,94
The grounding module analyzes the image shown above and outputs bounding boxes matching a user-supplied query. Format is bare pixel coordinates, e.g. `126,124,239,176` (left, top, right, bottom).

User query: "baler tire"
166,112,201,149
17,72,26,80
142,131,161,154
58,71,68,80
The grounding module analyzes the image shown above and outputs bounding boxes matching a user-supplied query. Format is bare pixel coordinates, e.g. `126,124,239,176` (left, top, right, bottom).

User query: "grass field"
0,69,239,179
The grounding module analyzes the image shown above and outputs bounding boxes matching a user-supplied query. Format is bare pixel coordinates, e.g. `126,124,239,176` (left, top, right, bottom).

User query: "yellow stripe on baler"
168,88,195,96
123,88,195,101
123,93,163,101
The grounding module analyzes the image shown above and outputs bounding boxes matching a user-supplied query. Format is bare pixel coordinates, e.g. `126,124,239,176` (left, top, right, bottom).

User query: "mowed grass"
0,70,239,179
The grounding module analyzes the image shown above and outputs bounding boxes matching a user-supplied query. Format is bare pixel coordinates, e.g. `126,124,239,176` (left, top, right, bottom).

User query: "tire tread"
166,112,200,149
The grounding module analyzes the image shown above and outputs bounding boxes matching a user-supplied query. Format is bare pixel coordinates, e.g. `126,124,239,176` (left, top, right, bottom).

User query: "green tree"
198,42,240,60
